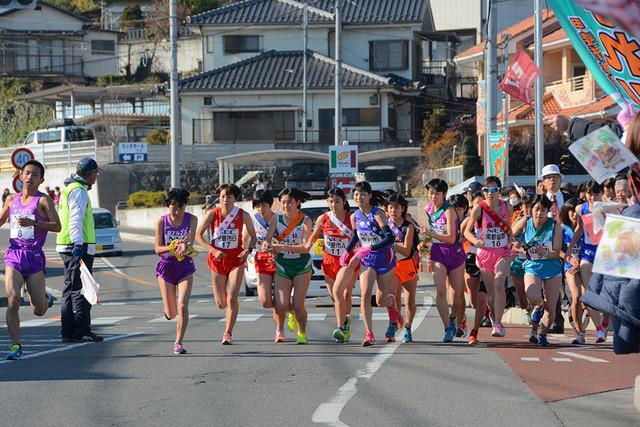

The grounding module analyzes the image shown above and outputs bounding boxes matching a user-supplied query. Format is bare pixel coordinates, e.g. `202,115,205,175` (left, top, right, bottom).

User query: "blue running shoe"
385,322,398,339
443,327,455,343
449,317,456,332
333,327,345,343
402,327,413,343
538,335,549,347
6,344,23,360
531,306,543,325
45,291,54,308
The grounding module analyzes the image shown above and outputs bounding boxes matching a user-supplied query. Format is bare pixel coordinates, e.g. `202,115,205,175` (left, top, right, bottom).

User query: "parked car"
284,162,329,198
93,207,123,256
21,118,95,152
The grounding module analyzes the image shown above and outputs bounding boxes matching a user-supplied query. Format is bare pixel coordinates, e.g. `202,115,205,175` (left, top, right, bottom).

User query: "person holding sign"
512,195,563,347
566,180,607,343
1,160,60,360
262,188,313,345
306,188,358,343
464,176,513,338
154,188,198,355
197,184,257,345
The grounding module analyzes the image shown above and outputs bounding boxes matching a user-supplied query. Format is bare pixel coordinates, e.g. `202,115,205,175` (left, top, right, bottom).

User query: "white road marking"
98,257,126,276
196,299,212,303
556,351,610,363
358,313,389,320
91,317,131,326
243,298,256,302
520,357,540,362
308,313,327,321
312,297,433,426
100,302,127,306
0,333,140,365
551,357,572,362
0,319,56,328
224,314,263,322
148,314,198,323
45,286,62,298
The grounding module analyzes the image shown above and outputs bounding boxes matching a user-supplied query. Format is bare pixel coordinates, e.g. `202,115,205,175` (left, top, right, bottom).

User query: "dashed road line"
224,314,263,322
521,357,540,362
556,351,610,363
551,357,572,362
91,317,132,326
148,314,199,323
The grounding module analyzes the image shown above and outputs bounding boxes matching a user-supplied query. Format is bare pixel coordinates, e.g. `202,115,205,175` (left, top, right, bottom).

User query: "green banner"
548,0,640,108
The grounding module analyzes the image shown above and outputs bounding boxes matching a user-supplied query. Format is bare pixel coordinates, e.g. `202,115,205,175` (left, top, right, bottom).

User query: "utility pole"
502,34,511,184
302,0,308,143
484,0,498,176
170,0,180,187
334,0,342,146
534,0,544,178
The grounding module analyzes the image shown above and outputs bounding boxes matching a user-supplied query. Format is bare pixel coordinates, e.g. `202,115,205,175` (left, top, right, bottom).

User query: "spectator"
614,179,632,205
463,181,481,205
544,114,624,141
2,188,10,205
602,177,616,202
255,177,266,192
54,186,61,206
202,194,215,213
536,179,545,195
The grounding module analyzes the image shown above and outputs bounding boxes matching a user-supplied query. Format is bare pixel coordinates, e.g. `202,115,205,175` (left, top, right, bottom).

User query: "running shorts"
430,243,466,272
395,257,418,283
4,248,46,277
156,257,195,285
254,251,276,275
207,249,245,276
276,254,312,280
360,247,396,275
476,247,514,273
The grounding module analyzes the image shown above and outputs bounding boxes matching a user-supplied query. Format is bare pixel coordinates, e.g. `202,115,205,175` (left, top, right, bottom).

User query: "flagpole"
534,0,544,178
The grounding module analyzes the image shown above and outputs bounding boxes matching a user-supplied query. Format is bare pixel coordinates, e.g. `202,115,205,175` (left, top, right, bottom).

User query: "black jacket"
567,117,624,142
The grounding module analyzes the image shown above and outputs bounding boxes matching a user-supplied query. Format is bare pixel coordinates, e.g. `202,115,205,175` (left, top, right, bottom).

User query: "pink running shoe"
173,343,187,355
362,331,376,347
222,332,233,345
491,324,506,337
274,330,286,343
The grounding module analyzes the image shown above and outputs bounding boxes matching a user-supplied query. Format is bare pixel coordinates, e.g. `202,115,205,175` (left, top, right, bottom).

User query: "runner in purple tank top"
0,160,61,360
154,188,198,355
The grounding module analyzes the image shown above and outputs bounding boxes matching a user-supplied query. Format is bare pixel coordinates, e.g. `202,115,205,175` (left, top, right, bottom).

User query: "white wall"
83,30,120,77
2,6,84,31
118,37,202,75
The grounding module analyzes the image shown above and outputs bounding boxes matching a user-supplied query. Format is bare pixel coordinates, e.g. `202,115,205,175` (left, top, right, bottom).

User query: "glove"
339,251,351,267
617,103,636,129
72,244,84,261
354,246,372,259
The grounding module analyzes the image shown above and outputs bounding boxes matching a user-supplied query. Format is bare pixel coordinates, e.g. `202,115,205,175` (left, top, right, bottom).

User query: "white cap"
540,164,563,180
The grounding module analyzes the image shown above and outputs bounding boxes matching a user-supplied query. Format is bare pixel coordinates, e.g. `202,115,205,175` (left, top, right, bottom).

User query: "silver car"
93,207,123,256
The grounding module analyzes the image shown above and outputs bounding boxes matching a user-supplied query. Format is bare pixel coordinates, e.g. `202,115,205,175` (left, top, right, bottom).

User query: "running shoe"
333,327,345,343
6,344,22,360
571,332,585,345
287,312,298,333
487,309,495,327
443,327,455,343
344,314,351,338
362,331,375,347
468,330,479,345
491,324,506,337
45,291,54,308
274,329,286,343
221,332,233,345
528,331,539,344
481,316,492,328
595,329,606,343
402,327,412,343
449,317,456,334
385,322,398,342
296,332,308,345
456,317,468,338
78,332,103,342
173,343,187,355
524,311,532,326
538,334,549,347
531,306,543,325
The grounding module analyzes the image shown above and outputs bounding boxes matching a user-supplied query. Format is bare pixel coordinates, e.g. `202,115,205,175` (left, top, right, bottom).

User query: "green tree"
422,106,446,146
462,134,483,179
48,0,97,13
120,4,145,31
0,78,52,147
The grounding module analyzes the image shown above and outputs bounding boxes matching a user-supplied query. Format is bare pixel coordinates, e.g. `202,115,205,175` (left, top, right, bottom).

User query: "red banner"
498,50,542,105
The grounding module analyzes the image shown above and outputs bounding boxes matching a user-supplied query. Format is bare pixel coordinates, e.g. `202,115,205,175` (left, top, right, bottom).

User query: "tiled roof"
455,9,555,61
180,50,394,91
189,0,426,26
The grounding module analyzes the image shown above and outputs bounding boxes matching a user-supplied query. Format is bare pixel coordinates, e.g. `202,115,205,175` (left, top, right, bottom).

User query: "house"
454,10,619,164
0,1,119,85
180,0,430,151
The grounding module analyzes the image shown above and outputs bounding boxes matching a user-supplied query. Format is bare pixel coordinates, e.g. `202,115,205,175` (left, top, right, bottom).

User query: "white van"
22,118,95,151
93,208,123,256
364,165,400,192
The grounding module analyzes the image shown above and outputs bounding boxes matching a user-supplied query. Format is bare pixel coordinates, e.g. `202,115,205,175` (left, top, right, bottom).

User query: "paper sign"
591,201,628,234
568,126,638,183
593,214,640,279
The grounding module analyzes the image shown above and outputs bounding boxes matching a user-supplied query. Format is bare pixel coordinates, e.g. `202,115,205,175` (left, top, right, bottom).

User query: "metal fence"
0,140,111,173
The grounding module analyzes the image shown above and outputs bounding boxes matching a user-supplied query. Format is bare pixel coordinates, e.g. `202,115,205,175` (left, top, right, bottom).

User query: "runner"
449,194,470,338
341,181,398,347
463,176,513,338
154,188,198,355
566,180,607,343
196,183,257,345
387,193,418,343
248,190,286,342
421,179,466,343
512,195,564,346
262,188,313,345
306,188,358,343
510,192,533,325
0,160,60,360
559,198,586,344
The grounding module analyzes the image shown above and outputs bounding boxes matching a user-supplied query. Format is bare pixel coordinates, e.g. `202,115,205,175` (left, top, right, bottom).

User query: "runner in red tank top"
196,184,257,345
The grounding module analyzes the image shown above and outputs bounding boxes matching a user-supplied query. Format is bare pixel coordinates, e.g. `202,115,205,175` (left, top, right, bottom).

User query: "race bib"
527,241,553,260
281,228,304,258
430,222,447,244
324,236,348,256
165,229,188,245
214,228,239,249
10,214,35,240
358,230,383,247
484,227,508,248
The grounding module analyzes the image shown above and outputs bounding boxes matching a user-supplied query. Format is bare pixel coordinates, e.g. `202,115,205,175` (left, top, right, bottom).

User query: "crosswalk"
43,250,115,272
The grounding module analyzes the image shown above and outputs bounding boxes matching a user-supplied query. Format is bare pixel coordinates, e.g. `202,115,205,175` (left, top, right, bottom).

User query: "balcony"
546,74,597,108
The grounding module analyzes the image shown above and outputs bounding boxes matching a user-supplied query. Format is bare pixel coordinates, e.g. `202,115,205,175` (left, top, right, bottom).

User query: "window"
223,35,261,54
91,39,115,55
319,108,380,127
212,111,294,142
369,40,408,71
206,35,214,53
65,127,94,142
37,130,61,144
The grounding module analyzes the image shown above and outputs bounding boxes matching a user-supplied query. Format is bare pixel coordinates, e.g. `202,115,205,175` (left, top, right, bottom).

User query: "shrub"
127,190,165,208
147,129,169,145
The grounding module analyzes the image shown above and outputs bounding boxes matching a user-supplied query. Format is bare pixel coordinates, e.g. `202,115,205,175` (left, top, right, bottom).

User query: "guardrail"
0,140,111,173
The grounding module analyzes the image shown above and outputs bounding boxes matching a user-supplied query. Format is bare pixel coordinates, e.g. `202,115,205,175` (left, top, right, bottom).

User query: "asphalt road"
0,228,638,427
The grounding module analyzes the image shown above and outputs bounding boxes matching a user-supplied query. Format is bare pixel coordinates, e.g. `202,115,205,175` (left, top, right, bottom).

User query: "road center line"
556,351,610,363
312,296,433,426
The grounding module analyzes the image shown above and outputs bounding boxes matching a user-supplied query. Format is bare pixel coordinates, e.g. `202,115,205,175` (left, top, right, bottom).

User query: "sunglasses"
482,187,501,194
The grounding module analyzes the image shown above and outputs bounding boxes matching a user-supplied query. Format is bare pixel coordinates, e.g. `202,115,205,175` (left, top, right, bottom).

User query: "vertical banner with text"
329,145,358,195
489,131,508,184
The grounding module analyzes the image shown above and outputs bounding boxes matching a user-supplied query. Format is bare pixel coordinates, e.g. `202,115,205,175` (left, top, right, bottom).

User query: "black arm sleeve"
370,225,395,251
345,232,360,252
568,117,624,142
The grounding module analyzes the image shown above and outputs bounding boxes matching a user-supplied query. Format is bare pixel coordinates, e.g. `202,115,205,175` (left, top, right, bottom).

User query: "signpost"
329,145,358,195
10,148,34,192
118,142,148,163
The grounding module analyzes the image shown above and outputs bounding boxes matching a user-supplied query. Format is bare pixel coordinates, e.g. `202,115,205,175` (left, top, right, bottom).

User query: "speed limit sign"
12,174,24,193
11,148,35,170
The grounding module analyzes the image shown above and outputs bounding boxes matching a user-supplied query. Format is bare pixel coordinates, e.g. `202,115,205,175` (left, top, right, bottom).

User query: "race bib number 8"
484,227,508,248
10,215,35,240
214,229,239,249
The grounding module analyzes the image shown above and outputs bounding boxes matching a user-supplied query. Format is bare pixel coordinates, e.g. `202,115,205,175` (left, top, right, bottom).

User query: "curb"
635,375,640,412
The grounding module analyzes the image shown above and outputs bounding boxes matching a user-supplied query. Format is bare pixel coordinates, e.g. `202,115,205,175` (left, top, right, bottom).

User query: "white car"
93,207,123,256
243,199,360,298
